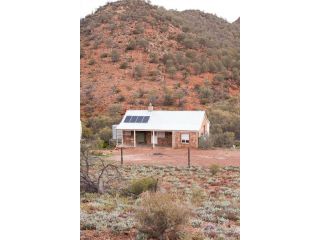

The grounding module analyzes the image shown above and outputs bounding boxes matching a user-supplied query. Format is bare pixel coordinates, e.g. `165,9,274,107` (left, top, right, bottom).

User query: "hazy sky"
80,0,240,23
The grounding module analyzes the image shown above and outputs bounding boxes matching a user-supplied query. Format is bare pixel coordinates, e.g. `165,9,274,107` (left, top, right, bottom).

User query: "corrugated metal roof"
117,110,206,131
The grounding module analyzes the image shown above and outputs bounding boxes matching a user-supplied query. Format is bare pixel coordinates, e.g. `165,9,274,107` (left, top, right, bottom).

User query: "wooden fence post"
188,147,190,168
121,147,123,165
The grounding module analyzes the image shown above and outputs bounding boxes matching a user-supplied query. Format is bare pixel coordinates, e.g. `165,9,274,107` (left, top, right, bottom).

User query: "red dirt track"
107,147,240,167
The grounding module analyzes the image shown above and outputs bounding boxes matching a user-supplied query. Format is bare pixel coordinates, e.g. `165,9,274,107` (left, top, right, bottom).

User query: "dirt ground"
104,147,240,167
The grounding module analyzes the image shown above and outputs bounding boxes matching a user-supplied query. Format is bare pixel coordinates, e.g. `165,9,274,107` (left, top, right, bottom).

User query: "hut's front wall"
122,130,198,148
172,131,199,149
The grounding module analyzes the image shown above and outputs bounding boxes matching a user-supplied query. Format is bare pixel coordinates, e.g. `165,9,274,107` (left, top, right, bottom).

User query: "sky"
80,0,240,23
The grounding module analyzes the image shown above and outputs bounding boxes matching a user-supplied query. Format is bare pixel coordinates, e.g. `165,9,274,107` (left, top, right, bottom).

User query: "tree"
80,142,122,193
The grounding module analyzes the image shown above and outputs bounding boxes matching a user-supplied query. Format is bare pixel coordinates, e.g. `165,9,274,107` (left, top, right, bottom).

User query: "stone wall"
157,132,172,146
123,130,134,145
173,131,199,148
123,130,198,148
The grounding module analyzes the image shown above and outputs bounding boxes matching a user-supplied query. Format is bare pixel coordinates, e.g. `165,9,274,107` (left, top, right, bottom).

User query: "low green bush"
128,177,157,195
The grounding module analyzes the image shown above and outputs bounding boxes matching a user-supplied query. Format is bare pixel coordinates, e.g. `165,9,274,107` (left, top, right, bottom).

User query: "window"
181,133,189,144
157,132,165,138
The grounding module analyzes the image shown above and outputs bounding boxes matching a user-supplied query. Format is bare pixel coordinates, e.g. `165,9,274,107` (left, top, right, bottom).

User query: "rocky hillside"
80,0,240,119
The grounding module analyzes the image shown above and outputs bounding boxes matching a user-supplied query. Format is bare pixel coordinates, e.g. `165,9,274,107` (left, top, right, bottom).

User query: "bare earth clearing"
105,148,239,167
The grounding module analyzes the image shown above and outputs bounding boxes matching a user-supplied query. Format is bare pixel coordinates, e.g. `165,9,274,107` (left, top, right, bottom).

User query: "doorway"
136,131,147,144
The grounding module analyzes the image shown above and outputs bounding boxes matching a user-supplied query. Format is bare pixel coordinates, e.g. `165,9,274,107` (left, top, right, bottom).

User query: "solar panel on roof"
124,116,132,123
142,116,150,123
136,116,144,123
130,116,138,123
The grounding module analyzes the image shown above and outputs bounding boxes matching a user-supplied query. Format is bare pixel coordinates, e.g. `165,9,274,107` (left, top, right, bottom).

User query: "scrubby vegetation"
81,157,240,239
81,0,240,125
127,177,158,196
198,96,240,148
136,192,190,239
81,104,123,148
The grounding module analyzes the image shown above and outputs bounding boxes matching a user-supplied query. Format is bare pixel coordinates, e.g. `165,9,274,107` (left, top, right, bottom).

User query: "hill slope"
80,0,240,119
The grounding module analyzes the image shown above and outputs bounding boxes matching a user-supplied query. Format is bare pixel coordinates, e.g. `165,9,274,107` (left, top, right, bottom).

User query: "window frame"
181,133,190,144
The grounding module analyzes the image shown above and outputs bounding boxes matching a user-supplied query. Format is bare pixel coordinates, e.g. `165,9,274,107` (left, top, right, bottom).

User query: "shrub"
163,89,174,106
214,73,225,82
209,164,220,175
185,50,197,60
213,131,235,147
135,192,190,239
149,53,159,63
88,59,95,65
116,94,125,102
207,107,240,142
199,135,214,149
98,127,112,142
175,90,185,107
133,64,144,80
176,33,186,42
119,62,128,69
126,40,137,51
81,126,93,139
208,62,217,73
148,90,158,105
100,52,108,58
133,23,144,34
160,25,169,33
162,53,176,66
136,88,146,98
167,66,177,79
111,49,120,62
190,186,207,206
137,38,149,51
198,86,213,105
182,37,197,49
128,177,158,195
191,62,201,75
108,103,122,115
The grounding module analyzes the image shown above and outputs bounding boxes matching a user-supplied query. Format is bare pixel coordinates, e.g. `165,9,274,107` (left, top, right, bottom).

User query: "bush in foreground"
127,177,157,195
209,164,220,176
135,192,190,239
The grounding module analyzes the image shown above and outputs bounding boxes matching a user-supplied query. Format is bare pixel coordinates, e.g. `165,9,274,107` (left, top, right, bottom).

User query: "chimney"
148,102,153,111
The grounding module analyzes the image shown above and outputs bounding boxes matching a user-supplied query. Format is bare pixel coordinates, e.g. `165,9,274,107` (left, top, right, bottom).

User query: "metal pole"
188,147,190,168
121,147,123,165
